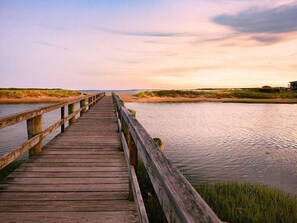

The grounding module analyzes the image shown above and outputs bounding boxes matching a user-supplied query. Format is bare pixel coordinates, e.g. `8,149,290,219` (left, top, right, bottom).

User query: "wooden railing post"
0,92,105,171
27,115,42,157
61,106,65,133
122,121,138,201
80,99,86,116
88,97,92,108
68,103,76,124
113,92,221,222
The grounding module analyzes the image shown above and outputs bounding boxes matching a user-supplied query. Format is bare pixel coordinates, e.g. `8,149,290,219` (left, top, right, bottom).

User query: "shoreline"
0,97,78,104
2,93,297,104
117,93,297,104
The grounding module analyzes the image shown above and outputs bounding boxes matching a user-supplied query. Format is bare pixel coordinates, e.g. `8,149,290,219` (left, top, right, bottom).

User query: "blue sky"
1,0,297,89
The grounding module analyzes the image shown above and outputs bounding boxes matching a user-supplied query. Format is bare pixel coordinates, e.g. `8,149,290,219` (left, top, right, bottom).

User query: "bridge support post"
61,106,65,133
122,121,138,201
88,97,92,109
68,103,76,124
80,99,87,116
27,115,42,157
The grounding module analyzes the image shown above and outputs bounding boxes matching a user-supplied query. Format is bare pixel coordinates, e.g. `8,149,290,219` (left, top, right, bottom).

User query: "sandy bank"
117,92,297,104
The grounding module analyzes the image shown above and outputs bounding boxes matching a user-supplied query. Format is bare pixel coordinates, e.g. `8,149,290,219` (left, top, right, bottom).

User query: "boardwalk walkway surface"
0,96,139,222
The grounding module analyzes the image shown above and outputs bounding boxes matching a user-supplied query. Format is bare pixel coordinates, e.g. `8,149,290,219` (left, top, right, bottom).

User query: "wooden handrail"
112,92,221,223
0,92,105,170
0,93,103,129
115,107,149,223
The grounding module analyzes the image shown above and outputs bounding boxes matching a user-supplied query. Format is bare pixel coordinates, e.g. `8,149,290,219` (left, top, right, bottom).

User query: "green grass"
137,160,297,223
195,182,297,223
137,159,167,223
0,88,82,99
0,160,24,182
134,89,297,100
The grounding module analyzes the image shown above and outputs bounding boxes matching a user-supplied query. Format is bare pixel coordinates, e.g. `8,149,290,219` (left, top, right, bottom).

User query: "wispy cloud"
4,17,69,32
33,23,68,32
250,34,283,44
89,26,196,37
33,41,69,51
213,3,297,33
154,65,224,75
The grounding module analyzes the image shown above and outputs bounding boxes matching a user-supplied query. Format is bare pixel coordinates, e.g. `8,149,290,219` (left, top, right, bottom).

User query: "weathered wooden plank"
50,136,120,140
0,183,128,192
42,150,122,155
4,177,128,184
114,93,221,223
9,171,128,178
0,200,136,212
30,158,125,163
0,108,82,169
0,211,138,223
130,166,149,223
0,192,129,201
58,132,119,136
21,162,127,167
46,142,121,147
0,95,140,223
45,147,121,151
15,166,127,172
32,154,125,159
0,93,104,129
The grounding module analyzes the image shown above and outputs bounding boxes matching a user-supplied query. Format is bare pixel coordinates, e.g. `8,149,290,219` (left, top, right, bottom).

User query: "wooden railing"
112,92,221,223
0,92,105,170
114,98,149,223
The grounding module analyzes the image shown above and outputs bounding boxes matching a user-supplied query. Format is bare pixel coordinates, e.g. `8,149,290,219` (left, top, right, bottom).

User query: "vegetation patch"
195,182,297,223
134,88,297,100
136,164,297,223
0,88,82,99
137,159,167,223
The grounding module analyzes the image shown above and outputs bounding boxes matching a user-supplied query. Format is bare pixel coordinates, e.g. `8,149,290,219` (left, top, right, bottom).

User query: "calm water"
1,102,297,195
126,102,297,195
0,103,80,158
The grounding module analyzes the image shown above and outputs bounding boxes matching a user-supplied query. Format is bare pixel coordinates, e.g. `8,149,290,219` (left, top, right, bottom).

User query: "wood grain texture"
0,93,104,129
0,211,138,223
0,95,139,223
0,94,104,170
114,93,221,223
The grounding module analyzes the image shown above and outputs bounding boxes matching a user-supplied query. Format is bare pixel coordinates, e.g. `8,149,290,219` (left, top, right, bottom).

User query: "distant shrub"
134,89,297,100
0,89,81,99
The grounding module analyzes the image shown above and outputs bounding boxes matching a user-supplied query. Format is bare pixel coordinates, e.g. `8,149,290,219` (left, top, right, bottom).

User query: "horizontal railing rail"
0,92,105,170
112,92,221,223
114,101,149,223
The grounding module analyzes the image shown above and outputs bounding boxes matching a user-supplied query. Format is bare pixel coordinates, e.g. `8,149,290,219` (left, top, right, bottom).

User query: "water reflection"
126,102,297,195
0,103,80,158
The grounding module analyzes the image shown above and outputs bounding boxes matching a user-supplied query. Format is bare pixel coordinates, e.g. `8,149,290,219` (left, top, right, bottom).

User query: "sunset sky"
1,0,297,90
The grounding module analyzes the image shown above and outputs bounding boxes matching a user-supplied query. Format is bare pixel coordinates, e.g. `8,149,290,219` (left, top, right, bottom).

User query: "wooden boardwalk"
0,96,139,222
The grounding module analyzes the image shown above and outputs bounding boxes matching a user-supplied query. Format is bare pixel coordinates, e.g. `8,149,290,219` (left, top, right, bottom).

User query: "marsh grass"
0,160,24,182
137,160,297,223
195,182,297,223
0,88,81,99
137,159,167,223
135,89,297,100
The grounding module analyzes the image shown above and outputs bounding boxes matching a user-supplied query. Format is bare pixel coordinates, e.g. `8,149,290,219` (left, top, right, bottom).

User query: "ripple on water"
126,102,297,195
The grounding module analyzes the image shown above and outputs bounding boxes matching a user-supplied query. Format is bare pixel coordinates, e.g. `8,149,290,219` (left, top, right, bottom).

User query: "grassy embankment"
134,88,297,103
0,88,82,103
137,161,297,223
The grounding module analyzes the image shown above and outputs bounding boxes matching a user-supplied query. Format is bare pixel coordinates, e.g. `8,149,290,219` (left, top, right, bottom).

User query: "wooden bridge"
0,92,221,223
